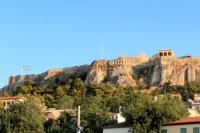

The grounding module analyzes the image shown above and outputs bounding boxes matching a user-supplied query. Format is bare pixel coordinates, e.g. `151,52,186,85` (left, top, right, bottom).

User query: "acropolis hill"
85,49,200,87
7,49,200,88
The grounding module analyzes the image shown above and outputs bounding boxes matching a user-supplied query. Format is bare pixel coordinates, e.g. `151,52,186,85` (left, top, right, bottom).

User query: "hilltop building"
0,96,25,109
7,49,200,88
86,49,200,87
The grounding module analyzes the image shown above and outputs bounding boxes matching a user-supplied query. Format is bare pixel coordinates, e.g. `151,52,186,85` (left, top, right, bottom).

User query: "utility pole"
77,106,81,133
119,106,122,114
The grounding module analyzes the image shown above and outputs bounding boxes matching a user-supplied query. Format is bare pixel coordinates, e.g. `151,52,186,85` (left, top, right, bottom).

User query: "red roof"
0,96,23,101
44,112,55,120
165,117,200,126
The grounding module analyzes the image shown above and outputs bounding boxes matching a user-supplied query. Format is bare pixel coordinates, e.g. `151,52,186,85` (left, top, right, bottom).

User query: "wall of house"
162,124,200,133
103,127,131,133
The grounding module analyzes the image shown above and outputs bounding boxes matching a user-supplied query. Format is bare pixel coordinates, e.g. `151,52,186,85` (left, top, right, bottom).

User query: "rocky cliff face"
85,54,152,87
8,65,90,89
86,55,200,87
158,57,200,86
85,60,138,87
7,51,200,89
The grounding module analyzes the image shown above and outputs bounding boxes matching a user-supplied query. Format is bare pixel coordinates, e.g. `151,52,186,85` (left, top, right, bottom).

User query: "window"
168,52,172,56
7,101,11,105
161,129,167,133
193,127,200,133
180,128,187,133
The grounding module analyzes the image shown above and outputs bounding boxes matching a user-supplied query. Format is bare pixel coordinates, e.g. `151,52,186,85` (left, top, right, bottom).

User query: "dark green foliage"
74,97,117,133
132,73,139,81
44,94,55,108
12,80,35,95
0,109,11,133
44,112,76,133
8,99,45,132
4,76,193,133
135,65,155,79
86,83,115,98
70,78,85,97
54,96,74,109
81,113,117,133
0,99,45,133
160,81,200,101
185,81,200,92
123,92,188,133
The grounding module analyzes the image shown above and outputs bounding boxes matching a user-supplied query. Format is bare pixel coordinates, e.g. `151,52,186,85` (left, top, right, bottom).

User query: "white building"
103,117,200,133
162,117,200,133
103,123,131,133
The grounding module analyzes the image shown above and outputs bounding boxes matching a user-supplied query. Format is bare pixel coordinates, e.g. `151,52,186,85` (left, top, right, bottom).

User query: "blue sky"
0,0,200,87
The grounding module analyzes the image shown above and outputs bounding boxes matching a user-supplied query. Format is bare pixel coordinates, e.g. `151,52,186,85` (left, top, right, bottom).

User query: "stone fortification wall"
109,53,150,66
159,56,200,86
86,53,200,87
85,54,150,87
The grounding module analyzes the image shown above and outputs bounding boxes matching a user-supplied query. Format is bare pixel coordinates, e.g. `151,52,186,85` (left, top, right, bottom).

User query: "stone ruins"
86,49,200,87
8,49,200,88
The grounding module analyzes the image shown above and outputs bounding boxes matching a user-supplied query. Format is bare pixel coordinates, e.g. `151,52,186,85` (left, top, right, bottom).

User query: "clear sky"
0,0,200,87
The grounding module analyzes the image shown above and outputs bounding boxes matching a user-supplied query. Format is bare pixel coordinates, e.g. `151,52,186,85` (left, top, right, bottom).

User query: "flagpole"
21,65,31,81
21,65,24,76
102,46,104,60
20,65,24,81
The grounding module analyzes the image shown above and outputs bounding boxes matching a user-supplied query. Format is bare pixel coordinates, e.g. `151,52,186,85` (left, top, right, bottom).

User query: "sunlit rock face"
86,50,200,87
8,49,200,89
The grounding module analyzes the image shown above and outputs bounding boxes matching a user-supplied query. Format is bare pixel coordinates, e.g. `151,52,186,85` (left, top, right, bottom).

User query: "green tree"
12,80,35,95
70,78,85,97
185,81,200,92
82,113,116,133
44,112,76,133
123,92,188,133
55,86,65,99
44,94,55,108
55,96,74,109
8,99,45,132
0,108,11,133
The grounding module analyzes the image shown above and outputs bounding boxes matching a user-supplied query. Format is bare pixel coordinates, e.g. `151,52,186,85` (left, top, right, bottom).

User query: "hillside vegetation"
0,74,195,132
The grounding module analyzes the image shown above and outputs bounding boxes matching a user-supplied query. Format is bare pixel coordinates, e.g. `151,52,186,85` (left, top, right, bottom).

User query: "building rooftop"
103,122,129,129
0,96,24,101
165,117,200,126
158,49,173,52
104,117,200,129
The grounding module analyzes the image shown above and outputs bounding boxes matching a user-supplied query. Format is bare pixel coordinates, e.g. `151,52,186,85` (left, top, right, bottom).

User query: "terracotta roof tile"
165,117,200,126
